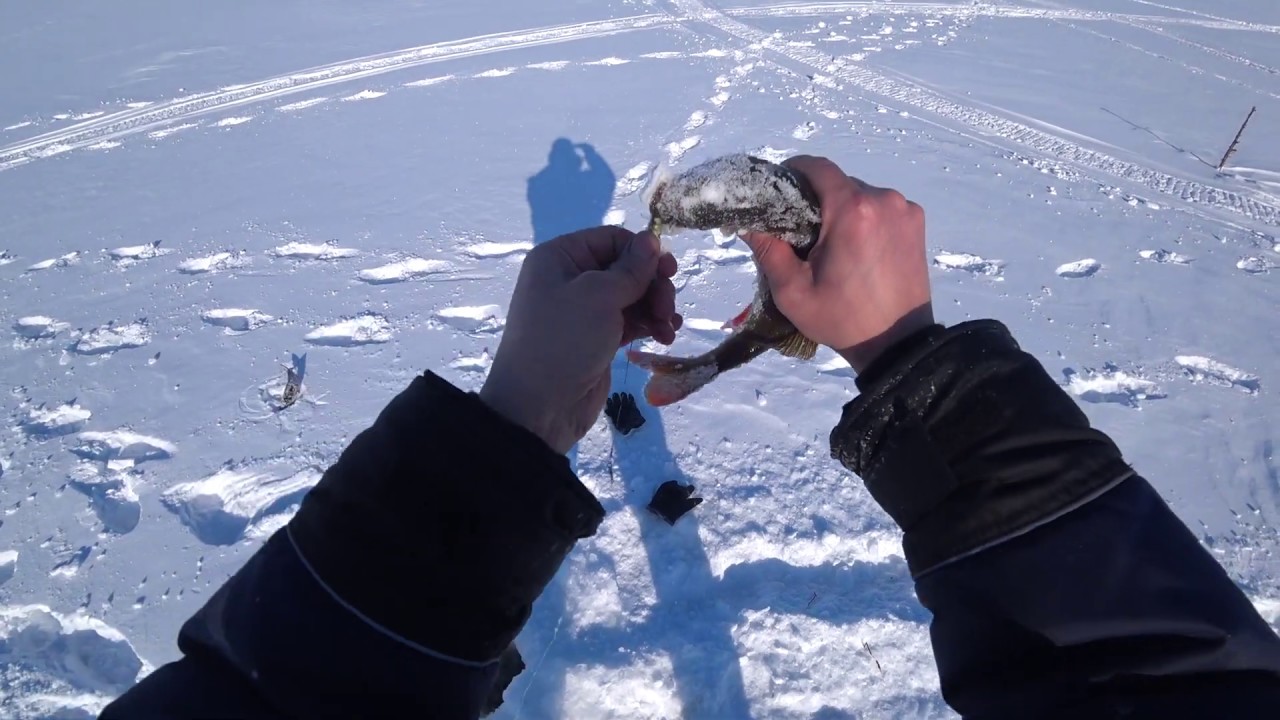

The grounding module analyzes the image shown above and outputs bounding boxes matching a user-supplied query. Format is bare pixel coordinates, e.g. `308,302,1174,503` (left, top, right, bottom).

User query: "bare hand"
742,155,933,373
480,227,681,453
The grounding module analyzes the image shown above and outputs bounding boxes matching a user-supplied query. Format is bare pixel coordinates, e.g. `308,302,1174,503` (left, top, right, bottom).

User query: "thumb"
741,231,803,288
586,230,661,306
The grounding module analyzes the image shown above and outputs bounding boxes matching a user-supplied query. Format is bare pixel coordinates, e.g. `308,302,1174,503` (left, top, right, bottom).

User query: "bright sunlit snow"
1,0,1278,717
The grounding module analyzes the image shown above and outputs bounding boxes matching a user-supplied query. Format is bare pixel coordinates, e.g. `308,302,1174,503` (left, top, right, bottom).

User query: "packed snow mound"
13,316,70,339
72,321,151,355
21,404,92,436
161,466,321,545
0,604,149,719
73,430,176,468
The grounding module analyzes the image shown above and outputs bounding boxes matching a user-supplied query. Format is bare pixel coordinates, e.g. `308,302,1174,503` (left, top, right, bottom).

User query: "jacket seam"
284,525,499,669
913,468,1136,579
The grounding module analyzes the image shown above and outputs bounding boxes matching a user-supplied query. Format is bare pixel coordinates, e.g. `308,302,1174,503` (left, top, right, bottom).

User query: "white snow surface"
1,0,1278,717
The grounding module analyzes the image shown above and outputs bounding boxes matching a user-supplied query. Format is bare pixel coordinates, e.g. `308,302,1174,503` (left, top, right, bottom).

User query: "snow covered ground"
1,0,1277,717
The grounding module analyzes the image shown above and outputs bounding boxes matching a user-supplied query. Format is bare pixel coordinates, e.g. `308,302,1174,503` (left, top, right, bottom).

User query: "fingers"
657,251,678,279
573,230,661,307
741,231,807,291
782,155,863,203
553,225,637,273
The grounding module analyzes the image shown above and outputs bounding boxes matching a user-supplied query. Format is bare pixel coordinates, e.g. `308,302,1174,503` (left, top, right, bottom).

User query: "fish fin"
723,305,751,330
627,350,719,406
774,332,819,360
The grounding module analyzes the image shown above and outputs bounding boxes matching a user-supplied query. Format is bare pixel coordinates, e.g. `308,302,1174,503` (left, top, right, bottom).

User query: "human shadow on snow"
527,137,616,245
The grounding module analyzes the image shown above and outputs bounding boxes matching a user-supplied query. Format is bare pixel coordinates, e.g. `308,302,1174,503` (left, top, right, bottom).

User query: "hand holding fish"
742,155,933,373
627,152,933,405
480,226,681,454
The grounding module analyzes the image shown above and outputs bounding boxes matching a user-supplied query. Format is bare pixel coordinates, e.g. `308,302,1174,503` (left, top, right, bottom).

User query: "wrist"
479,375,568,454
838,303,937,374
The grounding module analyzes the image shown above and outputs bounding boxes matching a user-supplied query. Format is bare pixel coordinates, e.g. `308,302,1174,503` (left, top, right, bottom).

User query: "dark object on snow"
648,480,702,525
605,391,645,434
481,644,525,717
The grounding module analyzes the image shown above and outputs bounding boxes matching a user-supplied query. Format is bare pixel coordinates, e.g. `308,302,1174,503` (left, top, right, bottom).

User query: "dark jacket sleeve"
101,371,604,719
833,320,1280,718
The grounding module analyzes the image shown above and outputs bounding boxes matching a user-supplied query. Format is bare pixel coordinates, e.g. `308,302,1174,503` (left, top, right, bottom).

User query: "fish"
628,154,822,406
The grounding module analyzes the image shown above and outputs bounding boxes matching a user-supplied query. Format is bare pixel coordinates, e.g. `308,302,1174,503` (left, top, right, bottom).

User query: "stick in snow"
1217,106,1256,171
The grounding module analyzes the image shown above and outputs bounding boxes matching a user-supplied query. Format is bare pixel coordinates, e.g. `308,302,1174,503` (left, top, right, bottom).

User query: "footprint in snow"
1139,249,1191,265
69,463,141,534
72,320,151,355
462,241,532,259
430,305,505,335
269,240,359,260
178,251,246,274
356,258,453,284
933,251,1005,278
685,110,709,131
1056,258,1101,278
108,241,170,266
201,308,274,334
816,355,855,378
584,57,630,66
26,252,80,272
49,545,93,578
1174,355,1260,394
13,315,70,339
474,67,516,78
277,97,328,113
666,136,701,164
1064,367,1164,407
0,250,16,266
1237,256,1275,274
792,121,818,140
342,90,386,102
215,116,254,127
161,465,321,545
702,247,753,265
449,350,492,373
20,403,92,437
526,61,570,71
304,314,393,346
614,162,654,198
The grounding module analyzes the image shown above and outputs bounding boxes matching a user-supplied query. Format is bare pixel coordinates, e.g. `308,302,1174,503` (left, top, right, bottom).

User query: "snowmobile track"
0,15,671,170
665,0,1280,228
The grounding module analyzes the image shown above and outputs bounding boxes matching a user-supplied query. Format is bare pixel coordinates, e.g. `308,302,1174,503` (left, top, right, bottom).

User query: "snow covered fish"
628,154,822,406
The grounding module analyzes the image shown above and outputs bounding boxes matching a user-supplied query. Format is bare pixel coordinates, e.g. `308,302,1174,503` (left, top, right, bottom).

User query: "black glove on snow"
648,480,702,525
605,392,646,434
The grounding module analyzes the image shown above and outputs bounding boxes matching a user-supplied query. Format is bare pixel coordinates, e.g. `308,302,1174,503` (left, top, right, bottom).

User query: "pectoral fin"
774,331,819,360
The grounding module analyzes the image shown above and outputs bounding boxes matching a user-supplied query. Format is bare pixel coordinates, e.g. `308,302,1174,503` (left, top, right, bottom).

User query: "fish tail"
626,350,720,407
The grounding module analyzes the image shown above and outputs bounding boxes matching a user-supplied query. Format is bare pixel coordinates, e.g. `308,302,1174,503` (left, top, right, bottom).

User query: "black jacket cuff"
288,371,604,663
831,320,1132,576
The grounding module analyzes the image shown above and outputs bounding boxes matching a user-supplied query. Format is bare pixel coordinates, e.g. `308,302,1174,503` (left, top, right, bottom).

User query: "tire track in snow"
664,0,1280,227
4,3,1273,172
6,2,1271,172
1119,19,1280,76
0,14,673,171
724,2,1280,33
1055,20,1280,101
